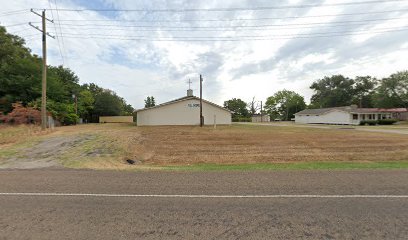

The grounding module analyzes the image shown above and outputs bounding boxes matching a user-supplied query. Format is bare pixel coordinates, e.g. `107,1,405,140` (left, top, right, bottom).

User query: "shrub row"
359,119,398,125
232,116,252,122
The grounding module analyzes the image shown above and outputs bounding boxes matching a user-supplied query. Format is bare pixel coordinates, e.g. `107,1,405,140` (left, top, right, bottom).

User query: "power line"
51,16,408,29
48,0,65,65
52,9,408,23
7,27,33,34
19,33,40,38
54,26,408,38
3,22,29,28
54,0,68,66
51,27,408,41
0,9,28,16
36,0,408,12
54,19,406,33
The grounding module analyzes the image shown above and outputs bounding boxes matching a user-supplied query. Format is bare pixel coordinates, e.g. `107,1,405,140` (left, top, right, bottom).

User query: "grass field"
1,123,408,170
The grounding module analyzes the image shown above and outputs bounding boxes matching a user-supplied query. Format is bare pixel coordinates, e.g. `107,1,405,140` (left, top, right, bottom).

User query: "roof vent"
187,89,193,96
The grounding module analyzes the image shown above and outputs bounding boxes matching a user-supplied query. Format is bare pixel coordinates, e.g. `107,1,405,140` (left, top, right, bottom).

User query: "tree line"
224,71,408,121
0,26,133,124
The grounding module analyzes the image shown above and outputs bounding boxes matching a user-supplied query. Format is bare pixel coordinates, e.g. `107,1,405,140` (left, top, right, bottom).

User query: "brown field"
139,124,408,164
1,123,408,169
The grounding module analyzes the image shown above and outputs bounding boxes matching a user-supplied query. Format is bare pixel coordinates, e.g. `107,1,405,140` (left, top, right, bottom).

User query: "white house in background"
135,89,232,126
295,105,396,125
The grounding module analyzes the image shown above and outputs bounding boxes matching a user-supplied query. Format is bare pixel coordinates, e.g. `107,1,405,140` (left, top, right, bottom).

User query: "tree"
352,76,377,108
310,75,355,108
93,90,125,116
223,98,249,119
265,90,306,121
77,90,94,119
373,71,408,108
248,97,261,115
0,26,42,113
144,96,156,108
48,66,80,102
0,26,134,124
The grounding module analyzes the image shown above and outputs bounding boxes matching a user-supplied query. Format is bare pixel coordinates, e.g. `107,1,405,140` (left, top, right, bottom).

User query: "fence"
99,116,134,123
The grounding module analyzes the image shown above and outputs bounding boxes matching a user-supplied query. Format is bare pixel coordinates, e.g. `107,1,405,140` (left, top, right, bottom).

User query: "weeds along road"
0,169,407,239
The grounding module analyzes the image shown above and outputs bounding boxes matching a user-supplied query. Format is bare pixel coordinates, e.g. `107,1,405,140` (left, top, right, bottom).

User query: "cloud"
1,0,408,108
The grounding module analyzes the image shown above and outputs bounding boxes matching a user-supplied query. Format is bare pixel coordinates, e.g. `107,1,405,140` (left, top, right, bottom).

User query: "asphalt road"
0,169,407,239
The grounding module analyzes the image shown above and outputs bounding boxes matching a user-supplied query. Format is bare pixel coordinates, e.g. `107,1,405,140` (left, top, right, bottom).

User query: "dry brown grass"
0,124,49,145
137,124,408,165
2,123,408,169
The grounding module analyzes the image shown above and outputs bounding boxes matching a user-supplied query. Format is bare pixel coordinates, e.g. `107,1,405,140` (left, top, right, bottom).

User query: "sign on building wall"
188,103,200,108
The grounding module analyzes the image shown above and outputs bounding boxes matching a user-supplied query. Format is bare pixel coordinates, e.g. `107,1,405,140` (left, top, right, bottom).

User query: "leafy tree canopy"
0,26,133,124
144,96,156,108
265,90,306,121
373,71,408,108
224,98,249,118
310,75,355,108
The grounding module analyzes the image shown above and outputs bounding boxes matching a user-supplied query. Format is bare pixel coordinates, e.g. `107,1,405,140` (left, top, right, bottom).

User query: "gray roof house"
294,105,404,125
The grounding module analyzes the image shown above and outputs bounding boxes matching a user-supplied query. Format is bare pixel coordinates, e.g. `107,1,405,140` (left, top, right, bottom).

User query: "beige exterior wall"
137,99,231,126
251,115,270,122
99,116,134,123
295,110,352,125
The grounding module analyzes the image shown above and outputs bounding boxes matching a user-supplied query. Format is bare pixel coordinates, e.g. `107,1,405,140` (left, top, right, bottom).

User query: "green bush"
378,119,398,125
359,120,378,126
232,116,251,122
63,113,79,125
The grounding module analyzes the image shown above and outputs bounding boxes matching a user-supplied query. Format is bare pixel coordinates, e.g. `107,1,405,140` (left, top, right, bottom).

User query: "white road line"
0,193,407,198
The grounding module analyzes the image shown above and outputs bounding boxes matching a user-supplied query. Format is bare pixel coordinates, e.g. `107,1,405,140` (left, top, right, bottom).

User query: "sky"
1,0,407,109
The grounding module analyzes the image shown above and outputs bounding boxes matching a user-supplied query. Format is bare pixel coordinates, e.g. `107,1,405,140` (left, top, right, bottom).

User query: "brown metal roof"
296,106,408,115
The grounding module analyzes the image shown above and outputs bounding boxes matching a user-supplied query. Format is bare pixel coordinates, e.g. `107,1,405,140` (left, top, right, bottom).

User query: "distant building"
251,114,270,123
295,105,407,125
135,90,232,126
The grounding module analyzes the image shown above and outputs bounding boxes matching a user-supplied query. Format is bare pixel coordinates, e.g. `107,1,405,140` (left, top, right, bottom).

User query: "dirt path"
0,135,96,169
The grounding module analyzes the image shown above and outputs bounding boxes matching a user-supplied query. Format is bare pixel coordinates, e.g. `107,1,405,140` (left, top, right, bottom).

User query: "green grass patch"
160,161,408,171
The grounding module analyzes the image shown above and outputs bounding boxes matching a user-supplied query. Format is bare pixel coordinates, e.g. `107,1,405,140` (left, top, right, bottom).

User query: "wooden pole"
200,74,203,127
41,10,47,130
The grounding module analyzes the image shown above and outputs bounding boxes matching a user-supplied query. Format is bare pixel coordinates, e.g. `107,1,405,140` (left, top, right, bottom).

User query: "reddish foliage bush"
0,102,41,125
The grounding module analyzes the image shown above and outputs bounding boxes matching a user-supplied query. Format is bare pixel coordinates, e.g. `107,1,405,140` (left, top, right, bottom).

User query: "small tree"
144,96,156,108
248,97,260,115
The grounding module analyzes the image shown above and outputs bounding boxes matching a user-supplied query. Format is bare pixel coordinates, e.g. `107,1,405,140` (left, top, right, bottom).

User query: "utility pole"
29,9,54,130
260,101,263,122
200,74,203,127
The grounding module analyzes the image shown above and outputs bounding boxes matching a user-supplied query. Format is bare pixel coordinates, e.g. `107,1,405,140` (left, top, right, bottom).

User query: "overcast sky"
1,0,407,109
